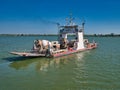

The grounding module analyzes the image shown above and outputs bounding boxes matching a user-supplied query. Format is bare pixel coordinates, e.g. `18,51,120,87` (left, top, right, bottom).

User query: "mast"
82,19,85,35
57,23,60,42
66,13,74,26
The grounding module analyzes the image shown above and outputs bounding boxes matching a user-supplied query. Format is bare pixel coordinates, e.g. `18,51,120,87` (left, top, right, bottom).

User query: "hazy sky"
0,0,120,34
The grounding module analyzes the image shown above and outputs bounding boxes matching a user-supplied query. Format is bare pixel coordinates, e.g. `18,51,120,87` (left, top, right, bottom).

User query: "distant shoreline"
0,34,120,37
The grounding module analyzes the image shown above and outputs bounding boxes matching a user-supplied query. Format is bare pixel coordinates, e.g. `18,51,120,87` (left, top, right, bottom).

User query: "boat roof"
60,25,78,28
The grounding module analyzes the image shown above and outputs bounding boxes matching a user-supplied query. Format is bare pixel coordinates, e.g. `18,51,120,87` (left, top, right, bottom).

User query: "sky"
0,0,120,34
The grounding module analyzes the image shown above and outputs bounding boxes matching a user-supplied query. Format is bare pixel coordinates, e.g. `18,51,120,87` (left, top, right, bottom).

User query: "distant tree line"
0,33,120,37
0,34,57,36
89,33,120,37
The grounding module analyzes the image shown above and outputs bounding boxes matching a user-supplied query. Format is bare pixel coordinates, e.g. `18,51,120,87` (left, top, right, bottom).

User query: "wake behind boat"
10,15,97,58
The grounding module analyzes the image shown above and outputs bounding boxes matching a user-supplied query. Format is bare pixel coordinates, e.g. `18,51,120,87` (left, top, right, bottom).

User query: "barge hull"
52,47,96,58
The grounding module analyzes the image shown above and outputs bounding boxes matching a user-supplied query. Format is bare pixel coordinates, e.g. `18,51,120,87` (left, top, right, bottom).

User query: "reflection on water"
74,51,90,68
9,52,87,72
1,36,120,90
73,52,88,85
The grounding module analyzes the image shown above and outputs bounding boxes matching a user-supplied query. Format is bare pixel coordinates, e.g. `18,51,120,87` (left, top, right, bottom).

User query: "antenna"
82,18,85,29
81,18,86,36
56,23,60,26
66,18,69,25
66,12,75,25
69,13,74,25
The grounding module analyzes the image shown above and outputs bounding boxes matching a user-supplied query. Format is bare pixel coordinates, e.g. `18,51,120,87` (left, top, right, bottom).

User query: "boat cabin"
58,18,85,50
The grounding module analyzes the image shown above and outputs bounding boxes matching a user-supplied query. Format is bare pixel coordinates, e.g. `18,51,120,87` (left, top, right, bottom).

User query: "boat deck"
10,52,46,57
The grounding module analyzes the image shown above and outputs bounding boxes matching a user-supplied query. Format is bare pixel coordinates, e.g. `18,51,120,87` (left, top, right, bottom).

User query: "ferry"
10,15,97,58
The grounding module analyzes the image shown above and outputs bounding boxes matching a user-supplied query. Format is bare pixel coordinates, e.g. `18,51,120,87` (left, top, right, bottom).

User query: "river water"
0,36,120,90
